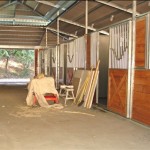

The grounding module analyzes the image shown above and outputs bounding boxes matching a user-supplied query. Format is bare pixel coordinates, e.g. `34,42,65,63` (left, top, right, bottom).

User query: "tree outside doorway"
0,49,34,79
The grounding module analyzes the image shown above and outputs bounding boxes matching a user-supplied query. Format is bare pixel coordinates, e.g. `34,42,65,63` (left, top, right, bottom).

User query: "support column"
128,0,136,118
46,28,48,47
85,0,88,34
85,0,88,69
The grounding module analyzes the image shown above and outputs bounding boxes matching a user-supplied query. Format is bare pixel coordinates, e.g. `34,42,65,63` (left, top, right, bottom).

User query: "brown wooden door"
108,69,127,117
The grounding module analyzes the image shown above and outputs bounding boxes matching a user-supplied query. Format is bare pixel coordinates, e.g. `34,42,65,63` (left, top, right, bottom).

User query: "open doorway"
98,34,109,107
0,49,34,84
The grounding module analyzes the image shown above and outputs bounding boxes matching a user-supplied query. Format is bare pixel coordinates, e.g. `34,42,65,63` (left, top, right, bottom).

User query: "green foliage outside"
0,49,34,78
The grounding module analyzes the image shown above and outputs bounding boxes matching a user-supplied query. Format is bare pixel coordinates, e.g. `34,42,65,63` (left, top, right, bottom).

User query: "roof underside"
0,0,149,49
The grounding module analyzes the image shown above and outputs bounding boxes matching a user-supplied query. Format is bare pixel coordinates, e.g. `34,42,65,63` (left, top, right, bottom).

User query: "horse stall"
132,14,150,125
107,13,150,126
66,36,86,84
108,20,132,117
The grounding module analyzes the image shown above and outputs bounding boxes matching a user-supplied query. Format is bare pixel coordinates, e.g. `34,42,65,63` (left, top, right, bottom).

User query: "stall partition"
132,15,150,125
66,36,86,84
108,21,131,117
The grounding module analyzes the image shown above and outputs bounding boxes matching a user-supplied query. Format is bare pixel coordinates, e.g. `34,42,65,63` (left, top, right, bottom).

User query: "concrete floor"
0,85,150,150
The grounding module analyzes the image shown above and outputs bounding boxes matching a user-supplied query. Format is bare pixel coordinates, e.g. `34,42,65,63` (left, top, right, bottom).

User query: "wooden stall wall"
132,70,150,125
108,69,127,116
132,16,150,126
135,17,146,67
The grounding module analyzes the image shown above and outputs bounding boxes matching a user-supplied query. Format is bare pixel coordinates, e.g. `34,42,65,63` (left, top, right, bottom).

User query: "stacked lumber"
74,60,100,108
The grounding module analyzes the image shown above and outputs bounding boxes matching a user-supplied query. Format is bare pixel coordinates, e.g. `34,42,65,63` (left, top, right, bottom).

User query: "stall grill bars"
109,22,129,69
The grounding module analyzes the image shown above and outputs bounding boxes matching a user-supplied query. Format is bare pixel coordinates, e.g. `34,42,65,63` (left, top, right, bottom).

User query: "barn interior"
0,0,150,150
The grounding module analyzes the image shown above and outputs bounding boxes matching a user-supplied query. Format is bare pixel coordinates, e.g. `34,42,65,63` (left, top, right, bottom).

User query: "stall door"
108,21,131,117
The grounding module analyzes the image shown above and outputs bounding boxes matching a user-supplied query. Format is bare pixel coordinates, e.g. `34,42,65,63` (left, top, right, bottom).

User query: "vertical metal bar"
109,28,112,68
146,14,150,69
127,1,136,118
122,24,124,69
84,36,87,69
114,26,117,69
73,40,75,70
56,11,60,89
127,21,132,118
85,0,88,34
116,26,118,69
122,23,125,69
116,26,119,69
112,27,115,68
45,49,48,75
125,23,128,69
118,25,121,69
120,24,122,69
148,14,150,69
64,44,67,84
46,28,47,48
96,32,100,62
96,32,100,104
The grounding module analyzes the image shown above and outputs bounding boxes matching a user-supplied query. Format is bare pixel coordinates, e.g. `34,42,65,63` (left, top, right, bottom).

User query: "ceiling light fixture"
91,23,94,28
75,31,78,36
110,15,114,22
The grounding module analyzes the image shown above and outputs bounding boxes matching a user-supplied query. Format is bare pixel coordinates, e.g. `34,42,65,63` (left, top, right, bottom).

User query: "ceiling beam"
0,1,17,10
0,38,40,41
34,3,39,11
59,17,96,31
20,1,44,18
36,0,59,8
0,34,41,37
39,30,46,45
0,45,35,49
95,0,140,16
47,27,78,38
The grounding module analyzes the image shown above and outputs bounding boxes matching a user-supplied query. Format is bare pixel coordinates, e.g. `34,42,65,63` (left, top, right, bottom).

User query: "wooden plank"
74,71,91,104
87,71,99,108
86,60,100,108
84,71,95,107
